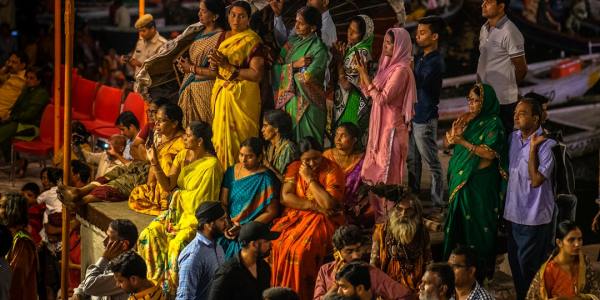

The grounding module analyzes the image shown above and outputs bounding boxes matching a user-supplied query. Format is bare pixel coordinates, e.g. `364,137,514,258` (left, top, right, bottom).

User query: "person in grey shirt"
477,0,528,136
72,219,138,300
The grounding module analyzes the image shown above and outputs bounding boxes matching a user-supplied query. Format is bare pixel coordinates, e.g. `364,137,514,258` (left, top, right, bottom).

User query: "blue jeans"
407,119,444,207
507,221,553,300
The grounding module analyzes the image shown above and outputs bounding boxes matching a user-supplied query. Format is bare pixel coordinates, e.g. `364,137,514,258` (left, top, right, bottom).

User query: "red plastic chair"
71,77,99,120
11,104,63,183
80,85,123,131
91,92,146,139
122,92,147,129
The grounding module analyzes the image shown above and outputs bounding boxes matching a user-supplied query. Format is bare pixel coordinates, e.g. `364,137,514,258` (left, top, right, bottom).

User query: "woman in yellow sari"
208,1,264,168
128,103,185,215
138,121,223,295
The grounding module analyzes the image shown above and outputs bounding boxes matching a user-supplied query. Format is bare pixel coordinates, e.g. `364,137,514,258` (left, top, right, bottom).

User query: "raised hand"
531,132,547,149
293,56,312,69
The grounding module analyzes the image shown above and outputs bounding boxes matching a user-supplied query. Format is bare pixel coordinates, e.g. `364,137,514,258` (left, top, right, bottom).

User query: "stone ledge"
77,201,155,233
76,201,154,276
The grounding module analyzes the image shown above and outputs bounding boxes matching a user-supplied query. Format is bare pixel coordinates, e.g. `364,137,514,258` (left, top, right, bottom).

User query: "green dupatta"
447,83,508,202
273,33,329,122
334,15,374,129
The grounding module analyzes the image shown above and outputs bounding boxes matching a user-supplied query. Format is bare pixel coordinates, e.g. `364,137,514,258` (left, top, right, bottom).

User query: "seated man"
418,263,455,300
448,246,494,300
58,148,149,208
314,225,411,300
0,51,28,121
370,185,432,294
73,219,138,300
115,111,140,161
109,251,166,300
80,134,128,178
331,263,376,300
0,66,49,163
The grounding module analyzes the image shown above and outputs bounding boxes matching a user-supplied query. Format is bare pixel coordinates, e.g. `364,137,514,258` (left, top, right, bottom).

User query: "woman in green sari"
273,6,329,146
442,83,507,281
332,15,374,135
219,137,280,259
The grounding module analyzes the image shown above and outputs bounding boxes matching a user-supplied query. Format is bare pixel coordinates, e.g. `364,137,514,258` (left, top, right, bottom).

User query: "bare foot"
57,185,81,208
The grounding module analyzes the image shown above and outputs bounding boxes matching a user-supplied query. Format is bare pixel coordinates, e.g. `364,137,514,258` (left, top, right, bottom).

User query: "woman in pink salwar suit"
355,28,417,223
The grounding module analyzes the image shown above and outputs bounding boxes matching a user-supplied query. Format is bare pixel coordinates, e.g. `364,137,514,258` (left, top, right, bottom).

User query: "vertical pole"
60,0,73,298
139,0,145,17
53,0,62,156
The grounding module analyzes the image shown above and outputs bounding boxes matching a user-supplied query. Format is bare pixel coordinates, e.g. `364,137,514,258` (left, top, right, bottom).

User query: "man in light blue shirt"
504,98,556,300
176,202,228,300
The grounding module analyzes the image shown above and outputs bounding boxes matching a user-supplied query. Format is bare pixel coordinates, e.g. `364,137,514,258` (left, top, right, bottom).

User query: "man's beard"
258,248,271,259
389,209,419,245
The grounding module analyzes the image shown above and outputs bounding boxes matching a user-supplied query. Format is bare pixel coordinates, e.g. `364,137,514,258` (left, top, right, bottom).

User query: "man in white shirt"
477,0,527,135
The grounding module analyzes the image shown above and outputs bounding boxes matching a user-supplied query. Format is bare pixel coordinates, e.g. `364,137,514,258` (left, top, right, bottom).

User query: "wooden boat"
507,9,600,55
547,102,600,158
439,54,600,121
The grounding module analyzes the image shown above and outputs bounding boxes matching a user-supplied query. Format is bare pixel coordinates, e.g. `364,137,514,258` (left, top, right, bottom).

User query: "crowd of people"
1,0,600,300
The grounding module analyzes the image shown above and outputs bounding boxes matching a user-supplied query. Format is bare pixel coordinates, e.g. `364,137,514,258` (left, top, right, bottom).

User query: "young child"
21,182,43,245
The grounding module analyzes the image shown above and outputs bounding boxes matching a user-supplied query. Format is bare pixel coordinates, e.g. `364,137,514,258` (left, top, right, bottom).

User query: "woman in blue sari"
219,137,280,258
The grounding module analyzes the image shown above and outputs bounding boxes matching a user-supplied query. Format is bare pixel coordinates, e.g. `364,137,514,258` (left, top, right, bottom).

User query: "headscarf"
447,83,507,202
372,28,416,124
345,15,374,60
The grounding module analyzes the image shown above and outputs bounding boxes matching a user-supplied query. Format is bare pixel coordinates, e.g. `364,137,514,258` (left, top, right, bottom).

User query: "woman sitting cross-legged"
128,103,185,216
218,137,280,259
137,121,223,295
270,136,345,300
527,220,600,299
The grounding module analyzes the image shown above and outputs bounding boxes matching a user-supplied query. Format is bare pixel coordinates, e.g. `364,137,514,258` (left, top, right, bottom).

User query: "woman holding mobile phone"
332,15,374,139
128,103,185,216
218,137,280,259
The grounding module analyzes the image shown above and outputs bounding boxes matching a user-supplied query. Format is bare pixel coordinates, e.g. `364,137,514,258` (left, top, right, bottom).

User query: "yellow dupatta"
211,29,263,168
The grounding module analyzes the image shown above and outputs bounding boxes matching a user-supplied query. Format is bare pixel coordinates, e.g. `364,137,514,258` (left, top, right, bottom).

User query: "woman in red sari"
270,136,345,300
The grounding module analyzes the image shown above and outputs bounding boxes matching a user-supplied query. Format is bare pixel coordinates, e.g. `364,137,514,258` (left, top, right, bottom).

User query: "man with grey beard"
370,185,432,295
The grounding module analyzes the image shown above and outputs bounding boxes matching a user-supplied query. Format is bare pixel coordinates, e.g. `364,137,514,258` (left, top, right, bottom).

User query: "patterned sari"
322,149,365,225
264,138,299,177
526,253,600,299
137,151,223,295
442,84,507,278
128,134,185,215
270,159,345,300
333,15,374,134
178,30,223,127
218,167,279,259
211,29,263,168
274,33,329,146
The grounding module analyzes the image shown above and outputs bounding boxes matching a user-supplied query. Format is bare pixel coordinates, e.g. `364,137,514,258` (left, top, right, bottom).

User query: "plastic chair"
80,85,123,131
122,92,146,129
71,77,99,121
91,91,146,139
11,104,63,184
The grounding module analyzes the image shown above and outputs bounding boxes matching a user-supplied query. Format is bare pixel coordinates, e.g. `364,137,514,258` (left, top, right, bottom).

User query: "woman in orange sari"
322,122,369,226
270,137,345,300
